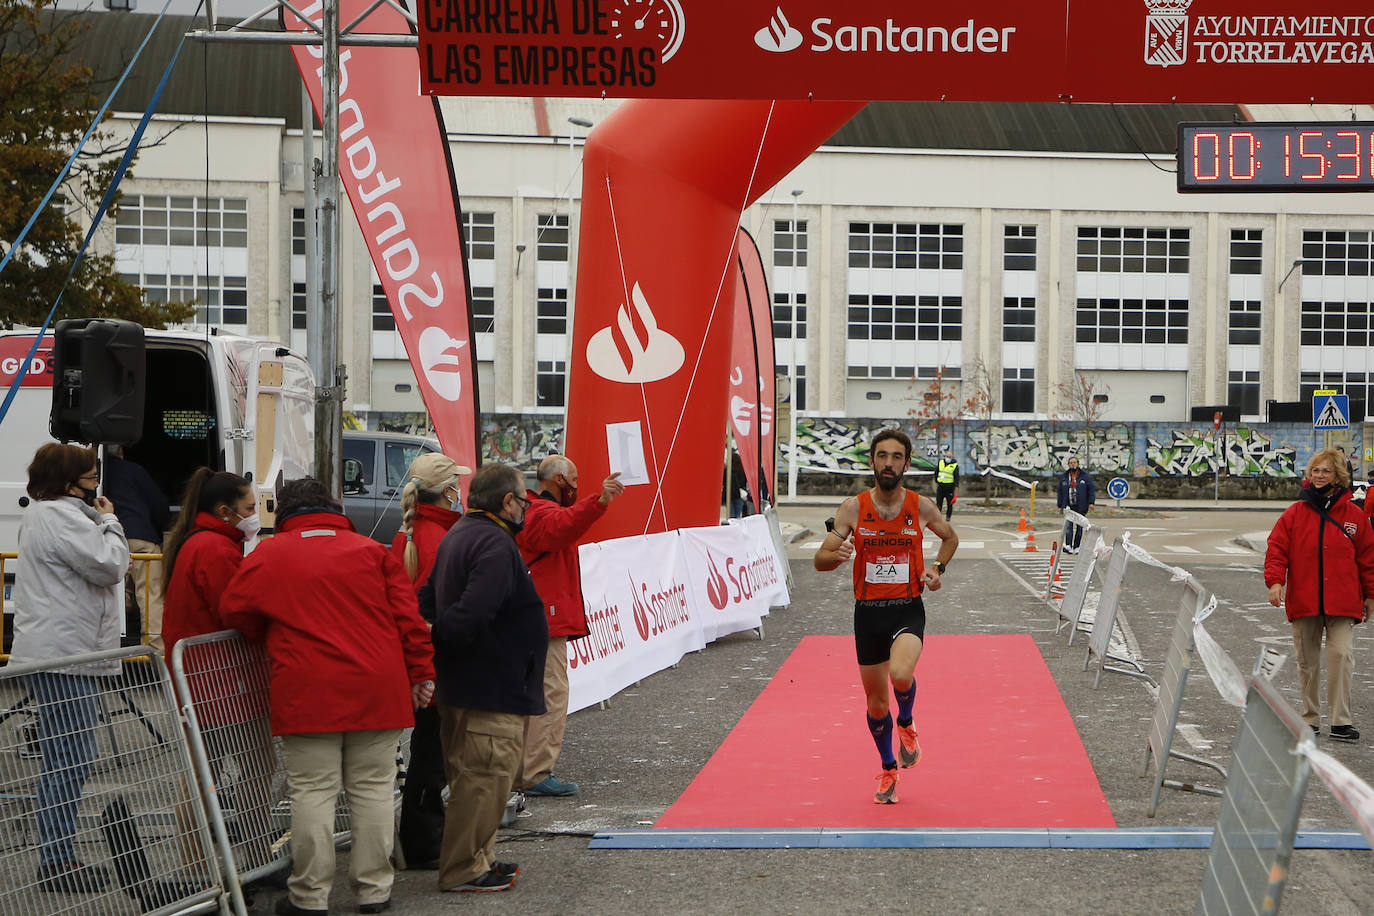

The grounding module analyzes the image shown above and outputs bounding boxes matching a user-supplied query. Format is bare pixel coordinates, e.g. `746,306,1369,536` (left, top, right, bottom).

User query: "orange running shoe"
874,767,899,804
897,722,921,768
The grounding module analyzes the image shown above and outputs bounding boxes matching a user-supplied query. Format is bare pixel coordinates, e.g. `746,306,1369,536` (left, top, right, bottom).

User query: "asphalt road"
278,500,1374,915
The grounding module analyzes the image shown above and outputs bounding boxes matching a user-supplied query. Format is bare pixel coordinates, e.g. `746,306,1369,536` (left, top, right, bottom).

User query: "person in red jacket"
220,478,436,916
162,469,256,656
514,455,623,797
390,452,467,870
1265,447,1374,742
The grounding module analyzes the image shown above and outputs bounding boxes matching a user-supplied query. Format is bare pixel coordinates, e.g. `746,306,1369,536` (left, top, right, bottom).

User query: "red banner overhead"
417,0,1373,103
288,0,481,481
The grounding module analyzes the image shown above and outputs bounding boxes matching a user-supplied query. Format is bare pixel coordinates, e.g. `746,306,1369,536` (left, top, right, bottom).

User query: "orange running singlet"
850,489,924,601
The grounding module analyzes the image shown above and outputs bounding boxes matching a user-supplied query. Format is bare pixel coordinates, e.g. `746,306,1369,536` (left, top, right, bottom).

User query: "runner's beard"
875,470,902,491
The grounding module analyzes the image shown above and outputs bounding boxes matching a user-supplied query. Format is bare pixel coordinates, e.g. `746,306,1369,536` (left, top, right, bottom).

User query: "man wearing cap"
513,455,623,797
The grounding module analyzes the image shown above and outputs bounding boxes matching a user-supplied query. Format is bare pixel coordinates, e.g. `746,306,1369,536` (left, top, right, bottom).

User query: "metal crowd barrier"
0,646,228,916
1057,527,1105,641
1144,576,1225,817
3,552,164,663
1196,676,1313,915
169,632,291,903
1084,534,1154,688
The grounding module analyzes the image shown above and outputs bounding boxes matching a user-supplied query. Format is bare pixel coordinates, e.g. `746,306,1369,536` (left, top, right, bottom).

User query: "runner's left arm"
918,494,958,590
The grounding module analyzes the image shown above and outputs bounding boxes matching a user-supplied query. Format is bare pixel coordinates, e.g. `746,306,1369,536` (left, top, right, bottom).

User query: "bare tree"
962,356,997,504
1053,371,1111,466
907,366,961,461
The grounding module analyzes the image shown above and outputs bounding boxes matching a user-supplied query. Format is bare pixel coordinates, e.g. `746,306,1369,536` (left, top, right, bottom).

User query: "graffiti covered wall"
354,413,1351,482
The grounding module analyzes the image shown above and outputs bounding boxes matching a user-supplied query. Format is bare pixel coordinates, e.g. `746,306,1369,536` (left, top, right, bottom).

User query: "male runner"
814,428,958,804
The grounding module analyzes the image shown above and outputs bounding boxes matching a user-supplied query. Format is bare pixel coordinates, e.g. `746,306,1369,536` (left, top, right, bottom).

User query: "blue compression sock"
867,713,896,768
893,681,916,727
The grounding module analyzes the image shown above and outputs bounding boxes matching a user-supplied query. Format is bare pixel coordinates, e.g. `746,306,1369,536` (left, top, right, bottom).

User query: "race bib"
865,554,910,585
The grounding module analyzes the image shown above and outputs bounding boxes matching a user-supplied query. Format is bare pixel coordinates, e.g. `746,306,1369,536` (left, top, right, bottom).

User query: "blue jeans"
30,673,100,869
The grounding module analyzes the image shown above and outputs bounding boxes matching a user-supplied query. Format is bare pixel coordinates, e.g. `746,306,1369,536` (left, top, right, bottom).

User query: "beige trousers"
126,538,164,654
519,636,569,789
437,706,523,889
1291,615,1357,727
280,729,401,910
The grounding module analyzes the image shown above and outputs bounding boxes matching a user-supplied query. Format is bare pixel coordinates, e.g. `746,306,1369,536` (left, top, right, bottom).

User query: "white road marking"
1160,545,1200,554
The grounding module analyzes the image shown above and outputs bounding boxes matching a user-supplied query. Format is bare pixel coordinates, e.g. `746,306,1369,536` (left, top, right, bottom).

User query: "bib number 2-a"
865,560,909,585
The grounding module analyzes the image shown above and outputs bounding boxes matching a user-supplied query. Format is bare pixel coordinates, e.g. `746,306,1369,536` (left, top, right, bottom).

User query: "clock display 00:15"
1177,122,1374,192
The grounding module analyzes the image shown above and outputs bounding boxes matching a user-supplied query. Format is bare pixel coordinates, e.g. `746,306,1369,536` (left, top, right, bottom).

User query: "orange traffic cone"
1017,509,1027,533
1024,522,1038,552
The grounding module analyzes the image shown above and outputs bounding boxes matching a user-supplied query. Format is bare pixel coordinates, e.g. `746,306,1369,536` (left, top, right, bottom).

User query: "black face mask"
77,486,98,507
506,516,525,536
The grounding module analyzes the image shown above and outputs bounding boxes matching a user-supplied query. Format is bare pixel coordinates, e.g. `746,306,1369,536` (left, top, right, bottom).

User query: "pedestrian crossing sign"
1313,392,1349,430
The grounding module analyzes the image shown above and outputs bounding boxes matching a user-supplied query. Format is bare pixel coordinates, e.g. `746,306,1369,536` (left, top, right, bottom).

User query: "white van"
0,326,316,553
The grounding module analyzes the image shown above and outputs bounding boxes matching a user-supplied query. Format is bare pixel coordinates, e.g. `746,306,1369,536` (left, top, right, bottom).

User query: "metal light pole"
786,188,804,499
567,116,593,194
310,0,344,499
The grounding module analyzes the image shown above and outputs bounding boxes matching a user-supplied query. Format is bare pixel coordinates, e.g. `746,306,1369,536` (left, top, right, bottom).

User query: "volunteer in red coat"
514,455,623,797
220,478,435,916
161,469,256,658
1265,447,1374,743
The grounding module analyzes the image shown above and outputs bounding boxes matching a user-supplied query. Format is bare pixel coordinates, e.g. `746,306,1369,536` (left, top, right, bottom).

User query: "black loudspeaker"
50,318,146,445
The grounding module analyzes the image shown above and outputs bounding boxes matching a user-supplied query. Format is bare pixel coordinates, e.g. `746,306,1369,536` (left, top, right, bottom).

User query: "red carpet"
656,634,1115,829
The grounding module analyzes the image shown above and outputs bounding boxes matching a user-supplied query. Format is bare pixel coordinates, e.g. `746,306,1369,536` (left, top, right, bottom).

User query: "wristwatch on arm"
933,560,947,575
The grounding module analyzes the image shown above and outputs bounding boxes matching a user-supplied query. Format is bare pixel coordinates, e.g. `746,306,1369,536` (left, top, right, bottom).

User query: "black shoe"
1311,724,1320,735
275,896,328,916
449,868,516,892
37,861,110,894
492,861,521,877
359,899,391,914
1329,724,1361,741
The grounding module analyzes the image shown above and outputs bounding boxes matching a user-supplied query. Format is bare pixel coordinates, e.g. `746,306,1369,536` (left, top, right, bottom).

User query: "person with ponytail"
161,469,258,656
389,451,469,870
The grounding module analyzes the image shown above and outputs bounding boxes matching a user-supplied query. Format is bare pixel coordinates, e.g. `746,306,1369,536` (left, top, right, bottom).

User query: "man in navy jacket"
424,464,545,893
1056,456,1096,553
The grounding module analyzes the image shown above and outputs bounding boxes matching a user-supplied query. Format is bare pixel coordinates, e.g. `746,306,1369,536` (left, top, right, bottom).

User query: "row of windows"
1228,370,1260,417
1302,230,1374,276
1229,228,1262,275
1077,227,1189,274
122,272,247,326
848,223,963,270
847,295,961,341
1301,372,1372,416
773,219,808,268
1299,301,1374,347
1229,300,1261,345
1003,367,1034,414
773,294,807,341
1074,298,1189,344
116,196,248,248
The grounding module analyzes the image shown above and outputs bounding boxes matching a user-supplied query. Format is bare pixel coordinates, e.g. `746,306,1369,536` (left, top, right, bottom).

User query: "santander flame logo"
629,573,652,641
417,326,467,402
730,394,773,437
755,6,803,53
586,282,685,384
705,552,729,611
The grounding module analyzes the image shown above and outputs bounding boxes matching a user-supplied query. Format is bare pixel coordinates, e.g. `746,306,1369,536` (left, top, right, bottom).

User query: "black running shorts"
852,597,927,666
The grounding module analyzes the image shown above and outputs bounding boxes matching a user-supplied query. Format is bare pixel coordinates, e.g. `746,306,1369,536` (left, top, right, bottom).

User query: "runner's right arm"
814,496,858,571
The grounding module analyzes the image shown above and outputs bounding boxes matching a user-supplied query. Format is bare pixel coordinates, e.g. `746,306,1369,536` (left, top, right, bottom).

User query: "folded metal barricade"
1144,576,1226,817
1084,533,1154,687
1196,676,1313,916
169,632,292,904
1057,526,1106,642
0,646,228,916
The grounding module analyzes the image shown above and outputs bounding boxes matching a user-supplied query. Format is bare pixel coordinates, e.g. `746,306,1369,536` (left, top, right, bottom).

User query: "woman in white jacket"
10,443,129,894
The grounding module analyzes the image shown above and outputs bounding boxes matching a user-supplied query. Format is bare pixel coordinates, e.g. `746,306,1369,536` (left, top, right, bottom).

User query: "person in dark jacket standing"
515,455,623,797
426,464,545,893
103,445,172,652
220,478,435,916
1265,448,1374,741
1056,455,1096,553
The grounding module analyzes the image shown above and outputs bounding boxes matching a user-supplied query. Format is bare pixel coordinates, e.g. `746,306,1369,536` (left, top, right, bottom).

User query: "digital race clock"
1178,122,1374,193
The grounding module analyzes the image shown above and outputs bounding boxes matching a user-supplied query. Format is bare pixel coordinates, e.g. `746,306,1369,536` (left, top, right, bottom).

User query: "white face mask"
235,513,262,540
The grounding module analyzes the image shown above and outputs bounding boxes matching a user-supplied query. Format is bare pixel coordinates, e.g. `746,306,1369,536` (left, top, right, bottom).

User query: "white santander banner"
569,519,790,713
570,531,703,714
